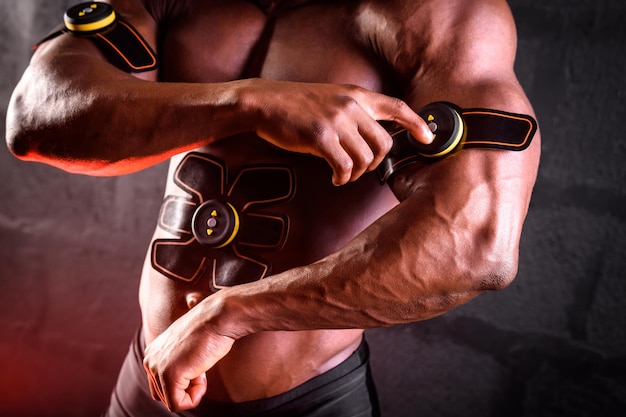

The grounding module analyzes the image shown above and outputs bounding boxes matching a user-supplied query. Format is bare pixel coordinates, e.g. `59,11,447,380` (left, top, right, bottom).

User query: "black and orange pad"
377,102,537,182
151,153,295,288
34,2,157,73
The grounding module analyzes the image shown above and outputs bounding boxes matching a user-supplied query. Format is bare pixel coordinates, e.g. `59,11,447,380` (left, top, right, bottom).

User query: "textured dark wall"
1,1,625,416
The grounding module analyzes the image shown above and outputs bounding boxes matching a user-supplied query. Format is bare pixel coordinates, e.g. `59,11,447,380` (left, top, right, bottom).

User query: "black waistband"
196,338,370,416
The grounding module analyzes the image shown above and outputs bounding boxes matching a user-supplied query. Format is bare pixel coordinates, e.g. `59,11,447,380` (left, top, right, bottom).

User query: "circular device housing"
412,102,465,158
192,200,240,249
64,2,117,35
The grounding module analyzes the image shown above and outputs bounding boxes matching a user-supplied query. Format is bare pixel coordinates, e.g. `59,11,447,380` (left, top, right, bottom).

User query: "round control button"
411,102,465,158
192,199,240,249
64,2,117,34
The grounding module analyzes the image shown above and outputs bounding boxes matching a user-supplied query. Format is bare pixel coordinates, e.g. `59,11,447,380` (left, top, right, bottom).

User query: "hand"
241,79,433,185
142,304,236,412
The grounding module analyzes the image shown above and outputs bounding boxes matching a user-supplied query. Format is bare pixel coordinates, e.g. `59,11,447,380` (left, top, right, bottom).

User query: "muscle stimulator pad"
34,2,157,73
377,102,537,182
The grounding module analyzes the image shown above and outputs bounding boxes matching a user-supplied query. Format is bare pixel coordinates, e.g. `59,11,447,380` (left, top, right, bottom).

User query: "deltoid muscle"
151,153,295,290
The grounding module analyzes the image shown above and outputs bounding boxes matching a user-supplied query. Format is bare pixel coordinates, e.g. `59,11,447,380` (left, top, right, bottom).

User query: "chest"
159,1,389,92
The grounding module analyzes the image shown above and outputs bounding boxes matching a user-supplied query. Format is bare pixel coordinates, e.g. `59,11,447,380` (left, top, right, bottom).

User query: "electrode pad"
377,102,537,182
34,2,157,73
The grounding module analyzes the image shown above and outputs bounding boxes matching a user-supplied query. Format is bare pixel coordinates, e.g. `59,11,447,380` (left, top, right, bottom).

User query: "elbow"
477,250,518,291
6,113,105,176
471,227,520,292
6,67,83,165
6,124,35,161
5,85,45,161
6,99,29,159
5,113,58,168
464,192,526,292
5,87,111,176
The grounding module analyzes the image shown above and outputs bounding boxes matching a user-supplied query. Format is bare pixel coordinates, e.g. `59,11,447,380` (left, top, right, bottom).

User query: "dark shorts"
104,329,380,417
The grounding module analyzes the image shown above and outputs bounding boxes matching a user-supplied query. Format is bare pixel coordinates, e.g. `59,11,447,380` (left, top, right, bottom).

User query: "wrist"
206,286,254,340
233,78,281,136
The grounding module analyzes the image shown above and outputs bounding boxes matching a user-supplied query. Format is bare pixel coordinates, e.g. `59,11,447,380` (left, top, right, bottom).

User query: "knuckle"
311,122,334,144
368,136,387,155
333,94,360,112
389,98,409,120
311,121,327,137
360,148,375,165
367,130,393,157
391,96,407,109
142,357,153,371
337,155,354,172
381,135,394,154
340,83,362,93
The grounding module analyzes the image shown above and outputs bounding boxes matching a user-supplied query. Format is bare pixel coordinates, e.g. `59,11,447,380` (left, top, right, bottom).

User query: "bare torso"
139,0,401,402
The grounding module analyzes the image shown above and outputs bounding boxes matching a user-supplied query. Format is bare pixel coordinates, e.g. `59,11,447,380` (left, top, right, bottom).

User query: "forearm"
6,42,430,181
6,45,251,176
208,76,541,334
213,158,527,339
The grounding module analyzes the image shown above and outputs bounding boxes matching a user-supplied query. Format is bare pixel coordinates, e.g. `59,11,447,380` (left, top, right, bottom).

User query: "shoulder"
414,0,518,66
355,0,517,82
115,0,194,24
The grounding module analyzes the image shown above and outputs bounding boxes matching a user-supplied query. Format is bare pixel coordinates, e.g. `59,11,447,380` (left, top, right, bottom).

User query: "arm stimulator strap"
33,2,157,73
377,101,537,182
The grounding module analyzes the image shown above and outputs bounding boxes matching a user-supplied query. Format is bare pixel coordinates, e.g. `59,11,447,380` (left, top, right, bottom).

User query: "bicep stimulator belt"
377,102,538,182
34,2,157,73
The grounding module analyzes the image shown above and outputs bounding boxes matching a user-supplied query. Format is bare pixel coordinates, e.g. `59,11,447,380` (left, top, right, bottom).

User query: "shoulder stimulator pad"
377,102,537,182
34,2,157,73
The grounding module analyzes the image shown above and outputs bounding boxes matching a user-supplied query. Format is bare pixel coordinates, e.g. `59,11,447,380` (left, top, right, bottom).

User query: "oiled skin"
6,0,540,411
144,2,402,400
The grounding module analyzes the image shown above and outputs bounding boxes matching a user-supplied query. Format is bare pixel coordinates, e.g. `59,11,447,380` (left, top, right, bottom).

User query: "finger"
158,372,178,412
147,373,160,401
143,358,166,403
329,148,353,186
388,101,434,144
150,371,168,405
357,121,394,172
337,130,375,182
164,373,206,412
187,373,208,407
312,129,354,186
361,93,434,144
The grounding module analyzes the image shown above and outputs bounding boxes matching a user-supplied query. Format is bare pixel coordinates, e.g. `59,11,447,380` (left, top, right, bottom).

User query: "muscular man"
6,0,540,415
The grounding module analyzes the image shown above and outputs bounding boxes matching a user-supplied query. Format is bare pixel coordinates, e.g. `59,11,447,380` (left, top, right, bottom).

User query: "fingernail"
424,126,434,143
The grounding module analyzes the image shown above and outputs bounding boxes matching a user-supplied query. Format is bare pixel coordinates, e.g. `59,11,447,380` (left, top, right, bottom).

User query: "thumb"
187,372,208,406
166,372,207,412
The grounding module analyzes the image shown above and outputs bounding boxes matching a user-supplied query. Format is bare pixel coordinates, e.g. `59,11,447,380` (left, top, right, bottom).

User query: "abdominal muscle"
140,263,364,402
137,137,398,402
